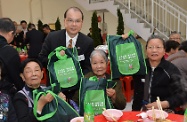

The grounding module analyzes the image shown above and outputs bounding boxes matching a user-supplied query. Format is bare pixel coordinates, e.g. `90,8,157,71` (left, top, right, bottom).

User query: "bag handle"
48,46,68,60
55,46,68,60
33,90,58,121
89,76,98,81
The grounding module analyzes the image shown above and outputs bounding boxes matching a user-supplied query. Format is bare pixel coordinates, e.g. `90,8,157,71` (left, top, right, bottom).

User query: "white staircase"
74,0,187,41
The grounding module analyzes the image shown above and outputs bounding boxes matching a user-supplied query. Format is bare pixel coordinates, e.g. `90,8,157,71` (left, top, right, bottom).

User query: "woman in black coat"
132,35,186,111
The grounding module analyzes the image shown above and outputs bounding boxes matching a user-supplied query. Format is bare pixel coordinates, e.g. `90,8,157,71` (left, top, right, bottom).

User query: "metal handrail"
89,0,187,40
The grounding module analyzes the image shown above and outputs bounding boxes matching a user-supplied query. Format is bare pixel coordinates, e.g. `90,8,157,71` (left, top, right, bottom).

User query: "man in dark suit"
39,7,94,74
38,7,94,102
25,23,44,59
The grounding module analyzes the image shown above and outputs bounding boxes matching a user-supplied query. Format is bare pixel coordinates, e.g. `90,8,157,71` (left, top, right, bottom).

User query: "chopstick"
156,97,165,120
152,106,156,121
102,108,117,122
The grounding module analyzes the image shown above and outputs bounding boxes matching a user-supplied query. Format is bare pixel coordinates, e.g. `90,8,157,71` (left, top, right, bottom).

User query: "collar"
25,85,42,98
146,58,168,71
65,31,78,48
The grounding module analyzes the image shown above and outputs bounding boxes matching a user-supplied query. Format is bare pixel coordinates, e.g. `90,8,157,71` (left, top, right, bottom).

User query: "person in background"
42,24,55,39
169,31,181,44
167,41,187,113
0,18,24,92
131,35,185,112
20,20,28,39
87,28,103,46
25,23,44,59
13,58,66,122
85,49,126,110
13,21,25,49
164,40,180,59
87,27,92,38
167,41,187,86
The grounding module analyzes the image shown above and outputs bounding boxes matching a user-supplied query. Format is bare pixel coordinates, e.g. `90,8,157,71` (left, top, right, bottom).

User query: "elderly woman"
13,58,66,122
85,49,126,110
132,35,185,111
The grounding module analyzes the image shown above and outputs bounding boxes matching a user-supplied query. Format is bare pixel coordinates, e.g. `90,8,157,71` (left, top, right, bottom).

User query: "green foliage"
55,17,61,30
91,11,102,47
117,9,124,35
37,19,43,32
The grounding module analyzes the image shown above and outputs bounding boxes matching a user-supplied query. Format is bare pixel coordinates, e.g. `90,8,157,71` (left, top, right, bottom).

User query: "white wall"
172,0,187,10
0,0,92,34
0,0,129,35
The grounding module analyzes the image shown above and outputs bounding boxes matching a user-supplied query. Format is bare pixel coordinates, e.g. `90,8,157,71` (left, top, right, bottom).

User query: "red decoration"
97,16,102,22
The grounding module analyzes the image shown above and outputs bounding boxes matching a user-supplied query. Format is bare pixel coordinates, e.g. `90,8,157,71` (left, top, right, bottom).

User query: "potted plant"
37,19,43,32
91,11,102,47
117,8,124,35
55,17,61,30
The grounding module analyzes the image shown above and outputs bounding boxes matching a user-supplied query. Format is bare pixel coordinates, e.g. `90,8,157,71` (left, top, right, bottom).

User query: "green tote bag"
107,34,147,79
79,76,116,116
33,84,79,122
116,42,140,75
48,46,83,92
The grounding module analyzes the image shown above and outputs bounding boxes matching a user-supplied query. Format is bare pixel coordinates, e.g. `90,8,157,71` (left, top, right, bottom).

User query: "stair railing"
89,0,187,40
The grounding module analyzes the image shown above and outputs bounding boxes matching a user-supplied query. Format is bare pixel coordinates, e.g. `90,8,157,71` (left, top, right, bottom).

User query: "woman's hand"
122,30,134,40
58,92,66,101
37,93,54,114
60,50,65,56
145,101,170,110
39,93,54,103
106,88,116,102
122,33,129,39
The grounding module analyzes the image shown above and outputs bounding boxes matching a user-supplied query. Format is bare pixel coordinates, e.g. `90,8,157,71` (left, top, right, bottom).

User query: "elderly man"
169,31,181,44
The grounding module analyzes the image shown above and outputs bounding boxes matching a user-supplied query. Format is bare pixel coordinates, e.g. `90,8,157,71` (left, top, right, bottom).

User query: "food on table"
155,119,171,122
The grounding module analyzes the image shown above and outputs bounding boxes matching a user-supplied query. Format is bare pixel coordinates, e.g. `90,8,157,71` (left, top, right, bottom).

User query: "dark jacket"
14,31,25,48
0,35,24,91
13,85,41,122
38,29,94,75
132,58,185,110
25,29,44,58
167,50,187,86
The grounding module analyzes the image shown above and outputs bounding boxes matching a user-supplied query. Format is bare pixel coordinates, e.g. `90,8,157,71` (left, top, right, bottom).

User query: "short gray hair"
90,49,108,63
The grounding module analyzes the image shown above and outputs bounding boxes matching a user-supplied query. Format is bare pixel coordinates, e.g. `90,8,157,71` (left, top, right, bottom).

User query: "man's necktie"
68,39,73,48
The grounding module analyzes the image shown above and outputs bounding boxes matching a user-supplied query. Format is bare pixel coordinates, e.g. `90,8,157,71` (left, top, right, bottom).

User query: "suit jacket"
25,29,44,58
38,29,94,75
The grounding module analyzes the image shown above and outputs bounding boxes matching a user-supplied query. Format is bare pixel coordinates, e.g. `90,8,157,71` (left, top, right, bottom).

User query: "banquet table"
94,111,183,122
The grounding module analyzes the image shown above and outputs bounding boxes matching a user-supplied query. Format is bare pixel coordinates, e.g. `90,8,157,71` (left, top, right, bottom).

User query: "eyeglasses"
147,46,164,50
66,19,82,24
